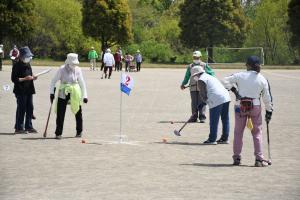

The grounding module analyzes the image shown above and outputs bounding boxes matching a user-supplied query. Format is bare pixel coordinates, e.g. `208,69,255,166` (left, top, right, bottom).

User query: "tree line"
0,0,299,64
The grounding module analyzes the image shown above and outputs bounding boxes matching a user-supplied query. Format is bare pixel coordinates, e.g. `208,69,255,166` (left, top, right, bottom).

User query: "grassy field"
2,59,300,69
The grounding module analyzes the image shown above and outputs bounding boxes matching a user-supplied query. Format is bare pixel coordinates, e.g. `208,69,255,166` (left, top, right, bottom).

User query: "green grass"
2,59,300,69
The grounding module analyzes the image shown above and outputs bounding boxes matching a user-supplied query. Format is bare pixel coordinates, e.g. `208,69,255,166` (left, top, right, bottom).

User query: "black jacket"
11,61,35,95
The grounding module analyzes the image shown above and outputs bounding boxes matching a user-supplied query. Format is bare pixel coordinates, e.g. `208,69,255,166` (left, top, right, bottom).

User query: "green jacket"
88,50,98,60
181,63,215,86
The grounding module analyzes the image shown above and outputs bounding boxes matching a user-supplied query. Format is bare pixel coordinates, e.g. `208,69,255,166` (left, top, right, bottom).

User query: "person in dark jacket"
11,46,37,134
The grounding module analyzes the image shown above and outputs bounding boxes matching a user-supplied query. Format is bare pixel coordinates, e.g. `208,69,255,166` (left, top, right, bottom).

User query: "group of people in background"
181,50,273,167
87,46,143,76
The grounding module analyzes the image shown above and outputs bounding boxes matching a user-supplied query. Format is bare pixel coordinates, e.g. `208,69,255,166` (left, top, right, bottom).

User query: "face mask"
23,57,32,63
193,60,200,64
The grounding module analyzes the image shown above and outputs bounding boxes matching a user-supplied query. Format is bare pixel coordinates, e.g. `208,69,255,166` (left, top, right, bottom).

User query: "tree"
81,0,132,50
288,0,300,61
0,0,36,43
179,0,249,62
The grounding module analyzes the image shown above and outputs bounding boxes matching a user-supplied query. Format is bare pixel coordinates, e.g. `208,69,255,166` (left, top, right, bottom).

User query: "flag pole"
119,71,123,143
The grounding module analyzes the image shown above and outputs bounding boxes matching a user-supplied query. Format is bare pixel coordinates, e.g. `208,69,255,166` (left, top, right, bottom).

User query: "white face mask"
193,60,200,64
23,57,32,63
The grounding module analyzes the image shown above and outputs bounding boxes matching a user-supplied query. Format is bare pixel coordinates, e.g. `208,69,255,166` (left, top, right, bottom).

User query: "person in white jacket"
50,53,88,139
223,56,273,167
103,48,115,79
192,67,231,145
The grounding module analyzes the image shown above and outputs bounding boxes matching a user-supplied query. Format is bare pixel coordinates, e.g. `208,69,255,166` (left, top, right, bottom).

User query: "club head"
174,130,181,136
267,160,272,165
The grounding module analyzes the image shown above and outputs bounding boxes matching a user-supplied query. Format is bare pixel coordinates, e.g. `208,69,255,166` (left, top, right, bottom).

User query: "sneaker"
217,138,229,144
75,133,82,138
15,129,27,134
255,159,269,167
26,128,38,133
55,135,62,140
199,119,205,123
233,158,241,166
203,139,217,145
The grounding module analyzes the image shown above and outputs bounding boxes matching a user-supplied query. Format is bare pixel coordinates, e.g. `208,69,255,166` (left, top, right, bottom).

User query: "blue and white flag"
120,73,134,96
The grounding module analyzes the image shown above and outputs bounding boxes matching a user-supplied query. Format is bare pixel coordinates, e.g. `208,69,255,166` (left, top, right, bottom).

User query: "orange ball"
162,138,167,143
81,139,86,143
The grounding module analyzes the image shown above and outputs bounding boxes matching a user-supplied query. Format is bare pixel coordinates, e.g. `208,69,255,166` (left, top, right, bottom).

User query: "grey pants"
190,91,206,120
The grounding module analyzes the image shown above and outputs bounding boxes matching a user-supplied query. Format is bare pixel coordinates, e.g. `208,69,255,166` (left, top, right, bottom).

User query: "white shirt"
199,73,231,109
222,70,273,111
50,64,88,99
103,52,115,67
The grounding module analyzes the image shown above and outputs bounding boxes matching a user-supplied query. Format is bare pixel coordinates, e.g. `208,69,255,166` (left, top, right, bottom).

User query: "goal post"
205,47,264,65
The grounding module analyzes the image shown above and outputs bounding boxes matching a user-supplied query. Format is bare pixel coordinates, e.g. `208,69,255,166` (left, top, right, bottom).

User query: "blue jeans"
208,102,230,142
14,94,34,130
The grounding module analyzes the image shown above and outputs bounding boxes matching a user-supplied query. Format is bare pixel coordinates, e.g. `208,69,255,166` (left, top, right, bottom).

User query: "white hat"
191,66,205,77
193,50,202,57
65,53,79,65
106,48,111,53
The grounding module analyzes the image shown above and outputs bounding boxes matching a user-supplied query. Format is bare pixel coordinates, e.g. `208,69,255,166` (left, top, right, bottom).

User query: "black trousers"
104,66,112,78
55,96,82,136
136,62,141,71
0,57,2,71
14,94,34,130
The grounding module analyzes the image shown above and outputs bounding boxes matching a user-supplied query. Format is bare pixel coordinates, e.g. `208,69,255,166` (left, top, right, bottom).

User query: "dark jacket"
11,61,35,95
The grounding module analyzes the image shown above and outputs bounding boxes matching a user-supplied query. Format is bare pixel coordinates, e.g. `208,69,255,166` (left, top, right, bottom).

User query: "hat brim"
191,71,205,77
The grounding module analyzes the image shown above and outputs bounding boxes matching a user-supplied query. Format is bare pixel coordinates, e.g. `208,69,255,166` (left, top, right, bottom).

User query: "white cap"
191,66,205,76
193,50,202,57
65,53,79,65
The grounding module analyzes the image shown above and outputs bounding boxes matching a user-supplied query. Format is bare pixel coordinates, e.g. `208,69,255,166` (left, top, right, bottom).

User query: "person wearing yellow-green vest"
88,47,98,71
180,50,215,123
50,53,88,139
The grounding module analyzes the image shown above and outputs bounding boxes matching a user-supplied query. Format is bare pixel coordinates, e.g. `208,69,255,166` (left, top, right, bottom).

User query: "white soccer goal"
205,47,264,65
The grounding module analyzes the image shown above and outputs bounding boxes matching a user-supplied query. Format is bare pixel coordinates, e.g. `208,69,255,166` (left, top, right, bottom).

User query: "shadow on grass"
180,163,252,168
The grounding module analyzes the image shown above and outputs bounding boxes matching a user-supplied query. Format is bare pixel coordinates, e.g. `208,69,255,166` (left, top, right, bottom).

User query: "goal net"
205,47,264,65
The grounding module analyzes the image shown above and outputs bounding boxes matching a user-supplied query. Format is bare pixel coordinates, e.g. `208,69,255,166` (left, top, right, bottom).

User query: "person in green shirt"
88,47,98,71
180,50,215,123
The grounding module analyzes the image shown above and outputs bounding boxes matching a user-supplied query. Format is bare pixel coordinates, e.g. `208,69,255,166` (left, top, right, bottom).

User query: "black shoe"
26,128,38,133
203,139,217,145
199,119,205,123
55,135,62,140
217,138,229,144
188,118,197,123
75,133,82,138
15,129,27,134
32,114,36,120
105,74,107,79
233,158,241,166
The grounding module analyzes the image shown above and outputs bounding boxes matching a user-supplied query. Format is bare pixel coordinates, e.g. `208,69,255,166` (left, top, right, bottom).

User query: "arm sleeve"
50,69,61,94
222,74,238,90
78,69,88,99
181,67,191,86
197,80,208,103
11,64,19,84
262,79,273,112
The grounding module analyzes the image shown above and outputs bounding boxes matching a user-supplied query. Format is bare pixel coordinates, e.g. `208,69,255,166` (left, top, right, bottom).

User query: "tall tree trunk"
208,45,214,63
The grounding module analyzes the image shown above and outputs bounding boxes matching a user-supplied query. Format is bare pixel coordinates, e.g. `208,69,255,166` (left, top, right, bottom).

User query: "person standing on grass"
222,56,273,167
134,50,142,72
50,53,88,140
103,48,115,79
192,67,231,145
88,47,98,71
11,46,38,134
181,50,215,123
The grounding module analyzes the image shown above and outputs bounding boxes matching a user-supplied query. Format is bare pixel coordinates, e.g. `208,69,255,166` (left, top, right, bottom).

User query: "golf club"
43,88,55,138
266,121,272,165
173,113,197,136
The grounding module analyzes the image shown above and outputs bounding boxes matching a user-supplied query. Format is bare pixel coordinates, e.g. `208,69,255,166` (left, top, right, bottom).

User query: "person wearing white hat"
0,44,4,71
103,48,115,79
88,46,98,71
50,53,88,139
134,50,142,72
192,67,231,145
181,50,214,123
11,46,37,133
9,45,20,65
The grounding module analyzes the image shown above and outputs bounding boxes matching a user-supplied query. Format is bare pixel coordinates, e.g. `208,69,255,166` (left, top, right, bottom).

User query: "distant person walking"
124,52,133,72
0,44,4,71
117,46,123,71
114,50,122,71
88,47,98,71
103,48,115,79
135,50,142,72
11,46,37,134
